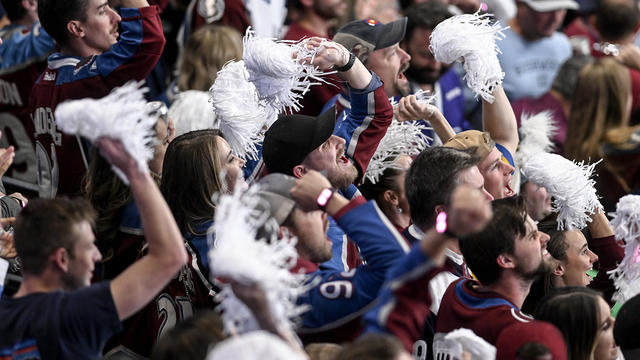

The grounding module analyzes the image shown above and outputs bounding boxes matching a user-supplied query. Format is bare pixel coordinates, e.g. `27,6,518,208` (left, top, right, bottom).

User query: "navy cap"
262,106,336,176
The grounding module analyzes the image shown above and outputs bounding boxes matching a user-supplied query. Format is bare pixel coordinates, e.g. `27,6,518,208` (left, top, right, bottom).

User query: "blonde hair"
177,25,243,92
565,58,635,162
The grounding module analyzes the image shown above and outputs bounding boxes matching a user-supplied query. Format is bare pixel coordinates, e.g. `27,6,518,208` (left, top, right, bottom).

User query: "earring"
396,207,403,214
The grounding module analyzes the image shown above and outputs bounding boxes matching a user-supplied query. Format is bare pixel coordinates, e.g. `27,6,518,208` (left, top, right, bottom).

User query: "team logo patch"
365,19,378,26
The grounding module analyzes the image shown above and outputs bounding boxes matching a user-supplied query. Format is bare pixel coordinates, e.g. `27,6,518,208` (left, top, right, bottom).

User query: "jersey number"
156,294,195,340
319,280,354,299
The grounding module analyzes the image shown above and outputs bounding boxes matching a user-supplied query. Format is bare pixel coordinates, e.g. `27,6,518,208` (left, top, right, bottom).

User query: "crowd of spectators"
1,0,640,359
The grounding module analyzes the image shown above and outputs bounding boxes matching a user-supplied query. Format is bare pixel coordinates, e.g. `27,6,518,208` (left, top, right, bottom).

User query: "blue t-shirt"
0,282,122,360
498,26,571,101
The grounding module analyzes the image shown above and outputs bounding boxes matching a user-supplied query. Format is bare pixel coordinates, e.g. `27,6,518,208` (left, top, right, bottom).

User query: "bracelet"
435,211,457,238
333,52,356,72
316,188,335,211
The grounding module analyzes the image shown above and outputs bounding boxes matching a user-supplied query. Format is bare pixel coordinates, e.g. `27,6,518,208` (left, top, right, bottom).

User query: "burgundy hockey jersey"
28,6,165,198
435,278,532,345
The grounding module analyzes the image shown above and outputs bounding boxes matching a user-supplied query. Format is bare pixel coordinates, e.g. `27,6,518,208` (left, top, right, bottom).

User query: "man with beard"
262,37,403,271
435,196,554,346
253,171,408,343
282,0,346,116
401,1,471,136
330,17,411,101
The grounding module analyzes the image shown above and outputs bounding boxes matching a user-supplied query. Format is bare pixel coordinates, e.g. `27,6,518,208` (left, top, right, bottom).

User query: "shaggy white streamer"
608,195,640,303
521,153,602,230
209,60,274,160
515,111,557,166
429,10,508,103
54,81,156,184
444,329,496,360
243,28,331,114
168,90,218,137
208,184,309,334
365,90,435,183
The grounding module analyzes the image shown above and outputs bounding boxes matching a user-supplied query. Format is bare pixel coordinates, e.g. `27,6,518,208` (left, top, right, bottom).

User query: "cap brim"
521,0,579,12
376,17,407,50
310,106,337,151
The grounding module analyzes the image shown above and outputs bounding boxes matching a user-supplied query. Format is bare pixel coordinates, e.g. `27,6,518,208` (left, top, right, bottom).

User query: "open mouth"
505,183,514,197
398,63,409,80
338,155,351,167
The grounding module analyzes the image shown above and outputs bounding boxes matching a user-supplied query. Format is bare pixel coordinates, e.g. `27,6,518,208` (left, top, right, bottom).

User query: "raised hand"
290,170,333,212
298,37,351,71
96,137,139,177
447,185,493,238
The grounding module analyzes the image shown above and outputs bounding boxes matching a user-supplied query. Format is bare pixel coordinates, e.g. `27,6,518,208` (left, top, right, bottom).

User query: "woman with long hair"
160,129,246,275
358,155,412,233
535,287,618,360
84,103,217,359
565,58,640,212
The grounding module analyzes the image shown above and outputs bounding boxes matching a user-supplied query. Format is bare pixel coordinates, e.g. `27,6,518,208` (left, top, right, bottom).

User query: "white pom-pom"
443,329,496,360
210,60,274,160
243,28,332,114
515,111,558,166
364,120,431,184
608,195,640,303
168,90,218,137
430,10,508,103
365,91,435,183
521,153,602,230
54,81,156,184
208,184,309,334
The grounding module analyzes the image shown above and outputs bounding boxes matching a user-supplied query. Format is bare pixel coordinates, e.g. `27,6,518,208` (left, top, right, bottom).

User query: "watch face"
317,188,333,207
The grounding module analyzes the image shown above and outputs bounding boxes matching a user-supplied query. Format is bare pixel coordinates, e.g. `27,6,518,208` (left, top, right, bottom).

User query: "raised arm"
304,38,393,182
290,171,409,330
587,209,623,305
363,185,493,351
395,95,456,142
482,85,519,156
100,138,187,320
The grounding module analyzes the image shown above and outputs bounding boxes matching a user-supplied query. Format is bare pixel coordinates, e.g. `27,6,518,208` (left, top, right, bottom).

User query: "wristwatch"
435,211,457,238
333,52,356,72
316,188,335,211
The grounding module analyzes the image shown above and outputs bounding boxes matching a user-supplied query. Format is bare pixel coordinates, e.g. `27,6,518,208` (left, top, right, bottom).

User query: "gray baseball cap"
256,173,298,226
333,17,407,60
519,0,579,12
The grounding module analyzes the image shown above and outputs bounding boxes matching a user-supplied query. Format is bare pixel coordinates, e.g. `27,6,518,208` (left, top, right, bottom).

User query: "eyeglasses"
145,101,172,145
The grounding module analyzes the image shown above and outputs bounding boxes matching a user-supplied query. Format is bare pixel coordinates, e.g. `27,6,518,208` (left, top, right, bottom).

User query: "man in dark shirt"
0,137,187,359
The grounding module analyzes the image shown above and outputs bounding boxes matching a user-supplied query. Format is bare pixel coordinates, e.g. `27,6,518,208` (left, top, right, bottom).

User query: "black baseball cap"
333,17,408,58
262,106,336,176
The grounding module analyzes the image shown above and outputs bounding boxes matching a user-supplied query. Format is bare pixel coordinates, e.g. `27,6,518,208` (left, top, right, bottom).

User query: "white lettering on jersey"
0,79,23,106
31,106,61,146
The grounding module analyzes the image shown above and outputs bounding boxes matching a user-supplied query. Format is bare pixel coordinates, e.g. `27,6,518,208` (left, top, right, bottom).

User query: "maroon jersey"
102,221,217,357
0,22,56,192
28,6,165,198
435,278,533,345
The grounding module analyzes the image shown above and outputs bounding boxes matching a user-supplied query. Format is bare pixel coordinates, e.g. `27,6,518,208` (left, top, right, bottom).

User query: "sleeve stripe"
340,234,349,271
377,298,397,328
346,91,375,158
